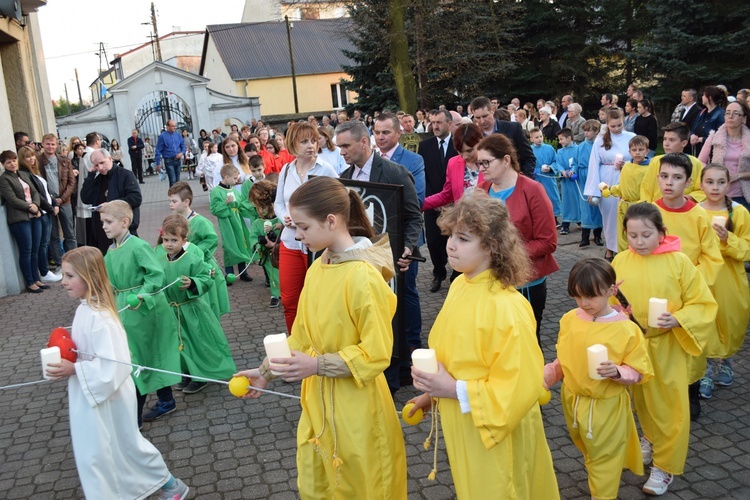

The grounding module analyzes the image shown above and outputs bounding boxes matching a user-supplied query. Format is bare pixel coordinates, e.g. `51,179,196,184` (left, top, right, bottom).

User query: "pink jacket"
422,155,484,211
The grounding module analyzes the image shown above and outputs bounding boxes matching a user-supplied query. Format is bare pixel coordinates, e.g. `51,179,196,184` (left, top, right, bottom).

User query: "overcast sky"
38,0,245,102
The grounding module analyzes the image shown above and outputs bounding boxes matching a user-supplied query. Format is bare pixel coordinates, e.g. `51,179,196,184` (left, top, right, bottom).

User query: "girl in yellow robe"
236,176,407,499
409,188,559,500
698,165,750,398
612,203,717,496
544,257,653,500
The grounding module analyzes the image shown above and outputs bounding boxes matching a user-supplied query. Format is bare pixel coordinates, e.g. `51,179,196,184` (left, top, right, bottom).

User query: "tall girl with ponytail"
236,176,407,498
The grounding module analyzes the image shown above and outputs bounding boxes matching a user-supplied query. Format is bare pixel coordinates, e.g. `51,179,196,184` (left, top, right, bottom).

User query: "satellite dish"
0,0,22,22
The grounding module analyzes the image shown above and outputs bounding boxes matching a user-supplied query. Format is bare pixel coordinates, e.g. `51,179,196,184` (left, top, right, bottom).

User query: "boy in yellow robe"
544,257,653,500
605,135,650,251
640,122,705,203
652,153,722,418
409,191,559,499
612,203,716,496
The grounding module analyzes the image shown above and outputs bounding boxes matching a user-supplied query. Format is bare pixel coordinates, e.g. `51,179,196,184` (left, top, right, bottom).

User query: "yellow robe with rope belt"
611,247,716,475
555,310,654,500
428,270,559,500
609,161,649,251
287,237,406,499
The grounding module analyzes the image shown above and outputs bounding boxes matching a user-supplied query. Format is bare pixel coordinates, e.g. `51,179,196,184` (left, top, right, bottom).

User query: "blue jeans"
49,203,77,262
9,218,42,286
732,196,750,212
164,158,181,186
38,213,53,275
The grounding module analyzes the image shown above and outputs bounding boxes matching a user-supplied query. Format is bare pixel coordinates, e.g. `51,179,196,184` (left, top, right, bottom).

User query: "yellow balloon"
539,388,552,406
602,188,611,198
228,376,250,398
401,402,424,426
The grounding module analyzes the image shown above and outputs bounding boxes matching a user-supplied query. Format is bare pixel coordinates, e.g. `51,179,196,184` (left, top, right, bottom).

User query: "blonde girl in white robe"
46,247,188,500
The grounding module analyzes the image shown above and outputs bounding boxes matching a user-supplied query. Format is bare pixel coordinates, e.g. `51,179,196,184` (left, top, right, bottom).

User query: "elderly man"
558,95,574,127
80,149,142,254
336,120,423,394
127,129,145,184
154,120,186,186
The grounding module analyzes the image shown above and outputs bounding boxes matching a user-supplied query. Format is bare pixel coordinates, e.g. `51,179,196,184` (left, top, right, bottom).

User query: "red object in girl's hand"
48,328,78,362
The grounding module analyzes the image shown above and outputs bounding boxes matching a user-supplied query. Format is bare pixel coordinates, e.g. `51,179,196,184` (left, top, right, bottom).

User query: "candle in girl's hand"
587,344,608,380
711,216,727,227
40,346,61,380
263,333,291,375
411,349,438,374
598,182,609,192
648,298,668,328
615,153,624,163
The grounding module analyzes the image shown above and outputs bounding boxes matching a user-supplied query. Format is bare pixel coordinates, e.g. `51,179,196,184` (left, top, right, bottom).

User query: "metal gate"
134,91,193,143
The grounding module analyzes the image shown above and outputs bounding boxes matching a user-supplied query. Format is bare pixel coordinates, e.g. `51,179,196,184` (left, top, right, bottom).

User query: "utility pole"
74,68,83,107
64,83,70,115
151,2,162,62
285,16,299,114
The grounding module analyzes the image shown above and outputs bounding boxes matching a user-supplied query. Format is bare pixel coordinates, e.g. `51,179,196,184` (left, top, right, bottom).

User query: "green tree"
634,0,750,102
53,98,84,117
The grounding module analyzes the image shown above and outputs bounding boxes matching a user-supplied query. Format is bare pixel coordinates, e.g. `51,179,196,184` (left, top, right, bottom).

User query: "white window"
331,83,348,109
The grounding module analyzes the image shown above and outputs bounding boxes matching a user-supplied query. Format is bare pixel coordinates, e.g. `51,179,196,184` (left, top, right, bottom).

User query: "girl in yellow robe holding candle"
235,176,407,499
612,203,716,496
698,164,750,398
409,190,559,499
544,257,653,500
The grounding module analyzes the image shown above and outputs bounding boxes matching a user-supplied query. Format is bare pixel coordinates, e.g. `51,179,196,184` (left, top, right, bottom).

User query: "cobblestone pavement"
1,173,749,499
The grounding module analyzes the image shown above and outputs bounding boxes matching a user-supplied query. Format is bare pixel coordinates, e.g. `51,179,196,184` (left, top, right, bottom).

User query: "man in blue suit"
373,113,426,363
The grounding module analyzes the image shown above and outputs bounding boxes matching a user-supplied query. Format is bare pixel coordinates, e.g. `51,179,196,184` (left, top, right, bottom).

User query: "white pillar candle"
711,215,727,227
615,153,624,163
40,346,61,380
648,298,668,328
598,181,609,192
263,333,292,376
226,191,235,202
411,348,438,374
587,344,608,380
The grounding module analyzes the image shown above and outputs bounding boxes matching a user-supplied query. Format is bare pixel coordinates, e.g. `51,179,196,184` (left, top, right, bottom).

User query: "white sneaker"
643,466,673,496
640,436,652,464
40,271,62,283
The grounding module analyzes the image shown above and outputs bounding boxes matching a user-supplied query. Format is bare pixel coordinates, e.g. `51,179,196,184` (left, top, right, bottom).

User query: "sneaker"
716,363,733,387
175,377,191,390
142,399,176,422
269,297,280,308
40,271,62,283
699,377,714,399
160,477,189,500
560,227,569,235
640,436,652,464
182,381,207,394
643,466,673,496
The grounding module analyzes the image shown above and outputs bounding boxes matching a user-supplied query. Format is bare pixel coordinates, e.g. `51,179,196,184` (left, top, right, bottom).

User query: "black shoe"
26,286,44,294
35,281,50,289
579,240,590,247
139,181,146,184
430,278,443,293
175,377,191,390
594,237,604,246
240,273,252,282
182,381,208,394
689,382,701,421
269,297,280,308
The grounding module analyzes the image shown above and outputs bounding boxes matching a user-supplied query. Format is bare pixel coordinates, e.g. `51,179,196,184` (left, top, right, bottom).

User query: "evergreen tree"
634,0,750,102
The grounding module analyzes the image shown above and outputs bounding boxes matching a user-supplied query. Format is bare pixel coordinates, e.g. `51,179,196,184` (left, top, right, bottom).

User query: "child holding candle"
653,153,723,418
573,120,605,247
697,164,750,398
46,247,189,500
235,176,407,498
604,135,650,251
158,215,237,394
556,128,580,235
209,164,253,282
408,192,559,499
98,201,181,426
239,156,263,231
168,181,230,319
248,179,282,308
612,203,717,495
530,127,562,224
543,257,653,500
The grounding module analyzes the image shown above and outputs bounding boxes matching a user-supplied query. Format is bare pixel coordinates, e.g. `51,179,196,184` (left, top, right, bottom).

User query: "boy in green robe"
249,179,282,307
99,201,181,426
168,181,230,318
209,164,252,281
158,214,238,394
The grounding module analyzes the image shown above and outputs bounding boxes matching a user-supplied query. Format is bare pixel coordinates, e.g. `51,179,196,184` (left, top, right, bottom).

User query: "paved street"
1,172,749,499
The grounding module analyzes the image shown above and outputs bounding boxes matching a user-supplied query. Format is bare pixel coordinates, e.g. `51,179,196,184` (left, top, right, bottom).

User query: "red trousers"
278,242,308,332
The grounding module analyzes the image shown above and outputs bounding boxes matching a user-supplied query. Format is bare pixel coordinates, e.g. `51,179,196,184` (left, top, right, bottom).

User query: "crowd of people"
4,81,750,499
